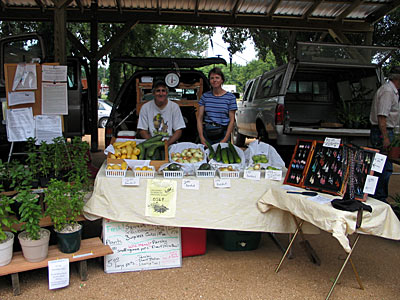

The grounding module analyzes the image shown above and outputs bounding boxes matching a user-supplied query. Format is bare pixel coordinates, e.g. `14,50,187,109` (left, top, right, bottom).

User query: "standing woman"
197,67,237,145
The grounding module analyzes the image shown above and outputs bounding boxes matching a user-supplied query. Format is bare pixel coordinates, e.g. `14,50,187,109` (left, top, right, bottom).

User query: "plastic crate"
134,166,155,178
105,165,127,178
163,170,184,178
218,169,240,179
195,168,216,178
216,230,261,251
181,228,207,257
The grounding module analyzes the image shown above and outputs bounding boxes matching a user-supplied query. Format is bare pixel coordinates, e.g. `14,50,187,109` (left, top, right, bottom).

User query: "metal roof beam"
366,0,400,24
268,0,282,18
232,0,242,17
0,9,374,32
0,0,5,12
194,0,199,16
34,0,45,12
115,0,122,14
75,0,84,13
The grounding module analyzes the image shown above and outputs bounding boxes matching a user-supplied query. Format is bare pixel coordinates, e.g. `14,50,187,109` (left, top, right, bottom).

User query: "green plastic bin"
217,230,261,251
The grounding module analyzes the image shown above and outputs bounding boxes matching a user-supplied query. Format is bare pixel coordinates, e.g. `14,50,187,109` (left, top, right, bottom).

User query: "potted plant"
26,137,40,188
44,179,85,253
37,141,54,187
0,192,18,266
52,137,73,181
17,188,50,262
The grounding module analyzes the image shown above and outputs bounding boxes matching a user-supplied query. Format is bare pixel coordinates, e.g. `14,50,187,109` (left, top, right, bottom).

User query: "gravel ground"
1,132,398,299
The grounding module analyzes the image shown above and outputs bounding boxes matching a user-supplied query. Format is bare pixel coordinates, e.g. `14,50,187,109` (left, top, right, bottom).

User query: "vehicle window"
288,81,297,93
248,78,258,102
3,38,42,64
313,81,327,95
271,73,283,96
261,78,273,97
243,80,254,102
99,102,105,110
298,81,312,94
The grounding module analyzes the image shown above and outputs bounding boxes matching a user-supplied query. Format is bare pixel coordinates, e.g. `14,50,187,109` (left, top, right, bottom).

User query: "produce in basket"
199,163,211,170
171,148,204,163
107,161,127,170
218,165,235,172
166,163,182,171
110,141,140,159
252,154,269,164
213,142,241,164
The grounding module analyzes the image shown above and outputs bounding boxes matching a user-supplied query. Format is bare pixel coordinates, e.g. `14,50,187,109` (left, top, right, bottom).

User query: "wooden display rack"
0,237,112,295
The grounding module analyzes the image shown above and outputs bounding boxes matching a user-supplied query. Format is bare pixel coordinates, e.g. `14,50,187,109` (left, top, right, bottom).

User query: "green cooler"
217,230,261,251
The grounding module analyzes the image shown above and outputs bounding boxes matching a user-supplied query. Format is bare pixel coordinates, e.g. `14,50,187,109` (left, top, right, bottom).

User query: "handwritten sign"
103,220,182,273
182,179,199,190
48,258,69,289
214,178,231,188
244,170,261,181
265,170,282,181
323,137,341,148
122,177,140,186
363,175,378,194
371,153,386,173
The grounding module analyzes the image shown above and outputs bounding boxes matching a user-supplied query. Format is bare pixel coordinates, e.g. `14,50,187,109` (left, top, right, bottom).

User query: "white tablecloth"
84,163,319,234
257,187,400,252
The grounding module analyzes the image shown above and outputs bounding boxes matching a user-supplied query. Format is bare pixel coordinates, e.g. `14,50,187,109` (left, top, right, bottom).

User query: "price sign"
214,178,231,188
363,175,379,194
371,153,386,173
265,170,282,181
182,179,199,190
122,177,140,186
244,170,261,181
323,137,341,148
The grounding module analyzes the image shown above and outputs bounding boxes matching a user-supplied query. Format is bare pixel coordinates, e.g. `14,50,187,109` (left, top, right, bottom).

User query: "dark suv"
104,57,226,146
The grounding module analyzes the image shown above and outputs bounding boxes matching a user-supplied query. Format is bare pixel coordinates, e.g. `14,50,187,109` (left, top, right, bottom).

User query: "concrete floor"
1,130,399,299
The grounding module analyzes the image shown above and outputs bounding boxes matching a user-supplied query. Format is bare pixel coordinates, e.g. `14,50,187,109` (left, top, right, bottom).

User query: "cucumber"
151,148,161,160
204,140,215,160
137,144,145,160
141,135,163,149
146,141,165,157
227,147,234,164
221,148,229,164
216,144,222,162
228,141,241,163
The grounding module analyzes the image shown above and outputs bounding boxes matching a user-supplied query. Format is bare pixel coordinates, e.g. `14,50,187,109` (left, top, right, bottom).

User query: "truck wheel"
232,122,246,147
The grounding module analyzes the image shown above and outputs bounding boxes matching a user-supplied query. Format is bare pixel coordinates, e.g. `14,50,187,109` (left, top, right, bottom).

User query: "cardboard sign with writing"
103,220,182,273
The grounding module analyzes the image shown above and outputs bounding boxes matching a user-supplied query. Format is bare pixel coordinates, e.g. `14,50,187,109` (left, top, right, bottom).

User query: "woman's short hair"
208,67,225,82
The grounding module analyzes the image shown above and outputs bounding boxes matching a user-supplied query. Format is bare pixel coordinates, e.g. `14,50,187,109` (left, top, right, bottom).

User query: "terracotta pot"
388,146,400,160
18,228,50,263
0,232,14,266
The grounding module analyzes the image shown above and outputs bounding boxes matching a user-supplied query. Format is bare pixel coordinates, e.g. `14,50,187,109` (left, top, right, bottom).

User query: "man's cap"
152,80,167,89
389,66,400,75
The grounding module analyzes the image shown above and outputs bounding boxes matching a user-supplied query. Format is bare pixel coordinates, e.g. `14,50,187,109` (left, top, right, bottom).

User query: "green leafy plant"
52,137,73,179
26,137,40,180
44,179,85,232
0,193,18,242
17,188,42,240
38,141,53,178
68,137,90,188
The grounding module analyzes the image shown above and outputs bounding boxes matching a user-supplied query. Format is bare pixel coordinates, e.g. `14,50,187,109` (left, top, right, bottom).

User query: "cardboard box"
181,228,207,257
107,137,168,170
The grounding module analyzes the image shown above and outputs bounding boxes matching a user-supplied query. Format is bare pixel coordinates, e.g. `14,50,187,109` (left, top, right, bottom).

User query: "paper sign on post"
244,170,261,181
265,170,283,181
363,175,379,194
371,153,386,173
214,178,230,188
182,179,199,190
145,179,177,218
122,177,140,186
323,137,341,148
8,91,35,106
48,258,69,290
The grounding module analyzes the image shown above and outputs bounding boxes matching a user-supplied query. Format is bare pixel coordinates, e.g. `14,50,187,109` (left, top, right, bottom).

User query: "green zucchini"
216,144,222,162
221,148,229,164
227,147,234,164
137,143,145,160
228,141,241,163
151,148,161,160
146,141,165,157
141,135,163,149
205,140,215,160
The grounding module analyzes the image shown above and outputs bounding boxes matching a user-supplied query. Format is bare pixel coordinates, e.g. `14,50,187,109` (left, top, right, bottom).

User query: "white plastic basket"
105,165,127,178
218,169,240,179
134,166,155,178
196,168,216,178
163,170,184,178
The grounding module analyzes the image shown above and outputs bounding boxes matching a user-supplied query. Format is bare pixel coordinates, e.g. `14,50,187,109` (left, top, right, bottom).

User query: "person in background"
197,67,237,145
137,80,185,146
369,66,400,203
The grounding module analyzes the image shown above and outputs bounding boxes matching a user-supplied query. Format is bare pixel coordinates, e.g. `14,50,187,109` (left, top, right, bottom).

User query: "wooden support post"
11,273,20,296
79,260,88,281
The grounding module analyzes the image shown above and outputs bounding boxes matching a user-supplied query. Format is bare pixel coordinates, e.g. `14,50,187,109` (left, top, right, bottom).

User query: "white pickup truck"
233,42,397,149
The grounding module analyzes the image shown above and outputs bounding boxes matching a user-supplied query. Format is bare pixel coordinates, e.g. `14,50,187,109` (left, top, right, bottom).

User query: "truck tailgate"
286,126,370,137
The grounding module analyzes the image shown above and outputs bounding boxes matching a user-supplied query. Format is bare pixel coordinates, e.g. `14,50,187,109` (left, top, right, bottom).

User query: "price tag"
323,137,341,148
363,175,379,194
214,178,231,188
371,153,386,173
265,170,282,181
122,177,140,186
244,170,261,181
182,179,199,190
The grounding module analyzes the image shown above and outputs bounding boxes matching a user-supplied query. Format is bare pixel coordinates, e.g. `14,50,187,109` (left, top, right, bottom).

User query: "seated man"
137,80,185,146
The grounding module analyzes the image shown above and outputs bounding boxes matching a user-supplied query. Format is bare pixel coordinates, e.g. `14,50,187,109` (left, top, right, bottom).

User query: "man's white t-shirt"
137,100,186,137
